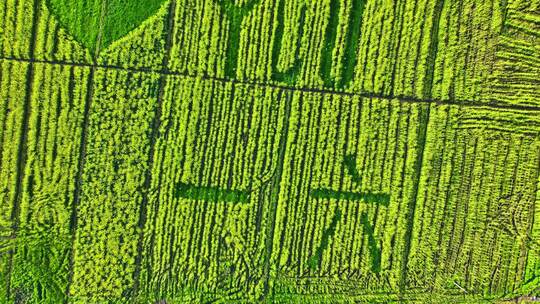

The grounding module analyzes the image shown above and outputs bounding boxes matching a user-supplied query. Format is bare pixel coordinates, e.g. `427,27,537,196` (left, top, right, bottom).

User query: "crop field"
0,0,539,303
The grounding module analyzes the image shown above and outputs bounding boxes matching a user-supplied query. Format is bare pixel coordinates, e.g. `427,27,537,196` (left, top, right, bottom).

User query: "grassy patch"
47,0,166,52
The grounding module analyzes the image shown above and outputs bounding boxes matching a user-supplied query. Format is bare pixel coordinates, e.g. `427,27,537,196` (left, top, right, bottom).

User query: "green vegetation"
343,154,362,184
319,0,366,89
0,0,539,303
270,0,305,84
5,228,70,304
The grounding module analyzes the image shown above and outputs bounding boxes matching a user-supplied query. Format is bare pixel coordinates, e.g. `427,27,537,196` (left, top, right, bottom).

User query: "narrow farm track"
1,56,540,114
399,105,431,293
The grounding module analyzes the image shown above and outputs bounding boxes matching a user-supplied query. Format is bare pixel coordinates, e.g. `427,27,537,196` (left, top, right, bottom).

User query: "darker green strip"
310,188,390,205
174,182,250,203
343,154,362,184
271,1,306,84
218,0,261,79
361,212,381,273
308,209,342,271
319,0,340,88
422,0,445,99
339,0,366,88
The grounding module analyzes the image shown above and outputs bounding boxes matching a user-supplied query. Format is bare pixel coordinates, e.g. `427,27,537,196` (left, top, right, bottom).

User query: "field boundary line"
1,56,540,113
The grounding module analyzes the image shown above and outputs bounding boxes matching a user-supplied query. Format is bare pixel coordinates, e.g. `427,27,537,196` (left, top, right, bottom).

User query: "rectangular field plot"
138,77,289,302
0,60,90,302
69,68,162,301
0,60,30,232
266,97,540,300
408,105,540,297
485,2,540,107
0,60,34,300
0,61,538,303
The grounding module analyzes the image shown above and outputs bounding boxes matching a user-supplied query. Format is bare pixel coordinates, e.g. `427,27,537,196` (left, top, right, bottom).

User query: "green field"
0,0,539,303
